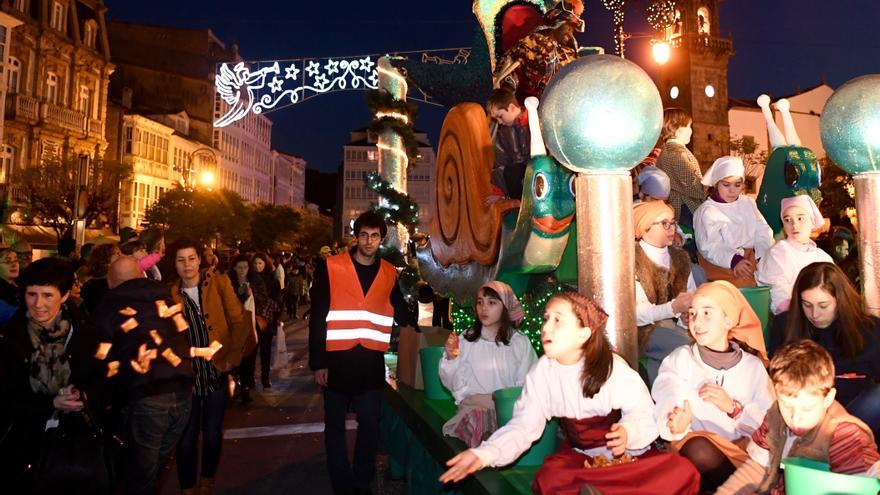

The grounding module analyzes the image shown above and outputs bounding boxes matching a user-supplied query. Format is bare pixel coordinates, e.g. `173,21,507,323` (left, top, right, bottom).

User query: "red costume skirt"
531,447,700,495
531,414,700,495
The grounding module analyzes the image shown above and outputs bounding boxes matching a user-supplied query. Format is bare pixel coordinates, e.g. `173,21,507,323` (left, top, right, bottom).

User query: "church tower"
656,0,734,169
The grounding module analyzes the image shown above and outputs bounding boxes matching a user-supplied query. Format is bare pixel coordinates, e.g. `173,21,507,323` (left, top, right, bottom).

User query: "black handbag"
33,397,113,494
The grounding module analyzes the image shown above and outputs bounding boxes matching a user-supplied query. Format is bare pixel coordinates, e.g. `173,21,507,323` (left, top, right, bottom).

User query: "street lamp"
174,147,218,191
198,170,215,189
651,40,671,65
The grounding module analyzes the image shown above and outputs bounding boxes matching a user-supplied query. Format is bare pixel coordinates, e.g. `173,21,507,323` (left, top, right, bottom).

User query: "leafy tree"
290,209,334,254
729,136,767,193
247,203,302,251
18,156,131,239
145,186,250,247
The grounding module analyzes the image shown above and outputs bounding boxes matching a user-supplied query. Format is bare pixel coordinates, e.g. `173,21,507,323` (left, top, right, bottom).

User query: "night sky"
106,0,880,174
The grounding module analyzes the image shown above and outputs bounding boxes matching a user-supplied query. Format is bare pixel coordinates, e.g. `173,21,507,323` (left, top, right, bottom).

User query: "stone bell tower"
656,0,734,169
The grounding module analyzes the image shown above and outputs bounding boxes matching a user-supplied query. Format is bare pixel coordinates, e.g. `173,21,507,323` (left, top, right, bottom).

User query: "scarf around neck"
27,308,73,396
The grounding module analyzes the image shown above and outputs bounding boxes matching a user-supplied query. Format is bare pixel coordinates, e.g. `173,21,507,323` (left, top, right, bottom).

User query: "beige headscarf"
693,280,767,362
633,201,674,240
481,281,524,325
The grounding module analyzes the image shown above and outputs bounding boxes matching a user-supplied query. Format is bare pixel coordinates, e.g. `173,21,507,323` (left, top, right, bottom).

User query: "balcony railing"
42,102,87,133
0,183,29,205
88,118,103,137
5,94,39,121
669,34,733,54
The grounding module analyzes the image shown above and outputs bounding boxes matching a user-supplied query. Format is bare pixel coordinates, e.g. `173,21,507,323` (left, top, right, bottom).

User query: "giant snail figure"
416,96,577,302
410,0,587,303
755,94,823,236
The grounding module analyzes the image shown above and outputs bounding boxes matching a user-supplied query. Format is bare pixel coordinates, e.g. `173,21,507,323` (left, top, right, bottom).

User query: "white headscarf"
781,195,824,230
701,156,745,186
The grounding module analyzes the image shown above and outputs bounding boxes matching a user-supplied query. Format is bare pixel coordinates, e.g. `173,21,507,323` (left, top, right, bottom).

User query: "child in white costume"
440,292,700,495
694,156,774,288
439,281,537,447
756,195,833,314
652,280,774,492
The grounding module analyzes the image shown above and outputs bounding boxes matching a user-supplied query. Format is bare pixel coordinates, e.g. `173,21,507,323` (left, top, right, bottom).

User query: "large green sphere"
821,74,880,175
539,54,663,173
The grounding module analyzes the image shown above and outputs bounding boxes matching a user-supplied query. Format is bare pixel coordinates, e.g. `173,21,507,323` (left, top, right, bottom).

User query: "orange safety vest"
325,252,397,352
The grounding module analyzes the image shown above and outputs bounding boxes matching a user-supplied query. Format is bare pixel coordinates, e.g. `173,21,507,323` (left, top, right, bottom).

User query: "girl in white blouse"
439,281,537,447
694,156,774,288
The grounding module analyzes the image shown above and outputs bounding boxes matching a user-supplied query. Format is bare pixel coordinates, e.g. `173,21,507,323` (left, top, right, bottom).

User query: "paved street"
156,313,405,494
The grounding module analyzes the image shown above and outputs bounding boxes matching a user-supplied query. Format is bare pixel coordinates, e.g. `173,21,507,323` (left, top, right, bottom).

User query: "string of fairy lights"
647,0,677,31
451,284,567,356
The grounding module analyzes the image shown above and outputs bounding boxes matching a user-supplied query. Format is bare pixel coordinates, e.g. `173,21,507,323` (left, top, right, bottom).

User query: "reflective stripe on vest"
325,252,396,352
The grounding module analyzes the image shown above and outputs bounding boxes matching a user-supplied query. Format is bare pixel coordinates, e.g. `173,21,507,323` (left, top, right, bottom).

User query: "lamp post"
175,147,218,191
73,154,91,250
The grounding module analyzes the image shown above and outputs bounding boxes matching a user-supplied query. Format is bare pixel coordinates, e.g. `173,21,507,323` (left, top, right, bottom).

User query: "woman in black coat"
0,258,103,492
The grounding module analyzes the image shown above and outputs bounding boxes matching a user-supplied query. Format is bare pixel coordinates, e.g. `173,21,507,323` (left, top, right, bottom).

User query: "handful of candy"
444,332,460,358
583,453,636,469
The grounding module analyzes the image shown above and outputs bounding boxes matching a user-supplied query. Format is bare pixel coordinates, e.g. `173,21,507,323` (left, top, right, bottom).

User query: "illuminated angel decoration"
214,62,280,128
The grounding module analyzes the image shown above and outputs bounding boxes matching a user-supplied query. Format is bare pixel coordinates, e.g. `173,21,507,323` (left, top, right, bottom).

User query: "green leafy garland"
366,90,420,163
365,171,419,229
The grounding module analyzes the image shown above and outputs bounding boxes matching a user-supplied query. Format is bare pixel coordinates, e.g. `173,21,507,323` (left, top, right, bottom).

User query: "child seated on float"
694,156,774,288
439,281,537,447
632,200,696,384
636,166,671,203
439,292,700,495
652,280,774,492
756,195,833,315
717,340,880,494
486,88,530,202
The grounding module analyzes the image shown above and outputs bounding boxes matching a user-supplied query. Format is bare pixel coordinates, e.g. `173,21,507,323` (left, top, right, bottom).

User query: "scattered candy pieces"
149,330,163,346
161,303,183,318
94,342,112,360
583,453,635,469
120,317,139,333
155,300,168,315
106,361,120,377
118,307,137,316
173,314,189,332
190,340,222,360
162,348,182,367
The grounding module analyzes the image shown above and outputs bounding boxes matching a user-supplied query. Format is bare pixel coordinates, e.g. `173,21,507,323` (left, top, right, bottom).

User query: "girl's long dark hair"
550,292,612,399
464,286,514,346
785,262,870,358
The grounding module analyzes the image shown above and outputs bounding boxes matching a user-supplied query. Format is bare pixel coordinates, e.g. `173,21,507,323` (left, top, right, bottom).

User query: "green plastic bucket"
782,457,880,494
739,286,771,347
493,386,558,467
419,346,453,400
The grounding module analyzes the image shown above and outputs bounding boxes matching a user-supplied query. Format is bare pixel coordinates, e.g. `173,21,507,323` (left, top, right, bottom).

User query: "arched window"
7,57,20,94
697,7,711,35
83,20,97,48
1,145,14,183
45,71,58,104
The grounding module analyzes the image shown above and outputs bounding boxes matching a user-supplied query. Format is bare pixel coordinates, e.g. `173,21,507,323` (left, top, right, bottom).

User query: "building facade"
108,20,278,204
337,128,436,238
273,150,305,208
105,101,220,229
1,0,113,201
655,0,733,169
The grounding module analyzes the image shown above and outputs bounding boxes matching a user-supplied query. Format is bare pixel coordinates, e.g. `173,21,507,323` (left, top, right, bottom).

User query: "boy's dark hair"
20,257,75,295
769,340,835,397
87,243,119,278
353,210,387,238
57,236,76,258
486,88,520,113
232,254,250,266
661,107,693,140
119,226,138,244
120,240,147,256
80,243,95,261
463,285,514,346
169,237,202,259
140,227,164,252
